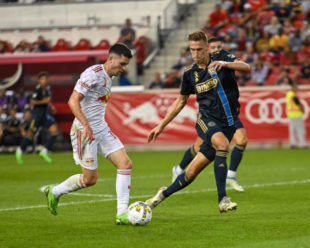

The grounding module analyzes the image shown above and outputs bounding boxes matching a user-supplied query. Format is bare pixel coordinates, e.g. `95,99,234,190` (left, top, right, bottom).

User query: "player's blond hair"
188,31,208,44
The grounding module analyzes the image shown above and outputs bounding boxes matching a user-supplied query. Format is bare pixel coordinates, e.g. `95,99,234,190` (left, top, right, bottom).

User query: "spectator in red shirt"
278,45,295,66
260,44,278,65
206,3,229,35
296,43,310,64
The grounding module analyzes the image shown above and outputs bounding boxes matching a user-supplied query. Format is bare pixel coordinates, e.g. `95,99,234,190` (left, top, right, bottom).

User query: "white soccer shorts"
71,125,124,170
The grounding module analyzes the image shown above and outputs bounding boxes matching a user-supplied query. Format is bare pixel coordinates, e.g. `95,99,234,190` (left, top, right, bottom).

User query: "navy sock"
163,172,193,198
20,137,31,152
229,145,246,172
179,145,196,170
214,150,228,202
45,134,57,151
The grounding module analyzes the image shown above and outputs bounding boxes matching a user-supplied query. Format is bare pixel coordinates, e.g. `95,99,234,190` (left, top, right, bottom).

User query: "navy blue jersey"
31,85,51,116
180,49,240,126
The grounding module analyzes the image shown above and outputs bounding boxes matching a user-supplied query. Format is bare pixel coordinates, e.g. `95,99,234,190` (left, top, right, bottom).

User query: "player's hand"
208,61,227,71
83,124,95,144
148,126,163,143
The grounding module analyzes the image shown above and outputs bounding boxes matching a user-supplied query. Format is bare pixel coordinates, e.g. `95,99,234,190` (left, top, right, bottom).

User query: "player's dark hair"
109,43,133,59
208,37,221,44
188,31,208,44
37,71,49,79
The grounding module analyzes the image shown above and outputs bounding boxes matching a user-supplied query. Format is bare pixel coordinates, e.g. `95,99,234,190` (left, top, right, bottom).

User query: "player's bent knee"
119,158,132,170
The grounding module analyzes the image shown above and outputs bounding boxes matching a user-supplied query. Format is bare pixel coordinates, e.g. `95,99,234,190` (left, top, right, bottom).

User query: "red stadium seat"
52,38,71,51
93,39,110,50
73,38,91,51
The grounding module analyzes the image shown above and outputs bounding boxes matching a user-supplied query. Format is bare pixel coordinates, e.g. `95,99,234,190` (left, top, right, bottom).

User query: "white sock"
175,165,184,174
227,170,236,178
116,169,131,215
17,147,23,154
52,174,86,198
41,147,48,154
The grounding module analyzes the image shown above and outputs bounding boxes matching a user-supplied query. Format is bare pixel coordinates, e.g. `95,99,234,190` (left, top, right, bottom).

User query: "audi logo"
245,98,309,124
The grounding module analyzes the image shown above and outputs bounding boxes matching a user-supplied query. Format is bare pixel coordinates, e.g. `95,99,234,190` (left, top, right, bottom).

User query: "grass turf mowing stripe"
0,178,309,213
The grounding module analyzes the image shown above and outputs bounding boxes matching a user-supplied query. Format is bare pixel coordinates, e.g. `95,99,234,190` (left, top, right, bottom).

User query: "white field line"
0,179,309,213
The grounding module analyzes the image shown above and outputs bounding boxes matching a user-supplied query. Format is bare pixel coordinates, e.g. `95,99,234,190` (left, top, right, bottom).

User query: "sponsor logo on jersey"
195,78,218,93
78,80,91,90
97,92,110,104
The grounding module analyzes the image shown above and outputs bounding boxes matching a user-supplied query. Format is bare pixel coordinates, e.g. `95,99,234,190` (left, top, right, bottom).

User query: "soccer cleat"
115,213,129,225
226,177,245,192
44,185,59,215
39,151,52,163
219,196,237,213
172,165,183,183
145,187,167,209
15,149,23,164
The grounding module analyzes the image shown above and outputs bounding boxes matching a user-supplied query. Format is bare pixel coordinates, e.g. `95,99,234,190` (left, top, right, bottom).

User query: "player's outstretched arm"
147,94,189,143
209,60,250,72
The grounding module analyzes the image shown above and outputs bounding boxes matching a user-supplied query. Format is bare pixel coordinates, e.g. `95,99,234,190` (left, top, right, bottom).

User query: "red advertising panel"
105,89,310,145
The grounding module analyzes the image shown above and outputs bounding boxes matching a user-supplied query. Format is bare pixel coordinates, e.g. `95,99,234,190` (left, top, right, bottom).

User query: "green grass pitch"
0,149,309,248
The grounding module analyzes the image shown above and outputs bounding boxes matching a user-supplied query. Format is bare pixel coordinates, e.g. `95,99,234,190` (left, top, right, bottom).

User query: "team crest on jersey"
194,71,199,83
195,78,218,93
97,92,110,104
85,158,95,164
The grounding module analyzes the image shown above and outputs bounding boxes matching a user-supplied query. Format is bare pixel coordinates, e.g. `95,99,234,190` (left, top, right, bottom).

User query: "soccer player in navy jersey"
15,72,58,164
172,37,247,193
146,31,250,212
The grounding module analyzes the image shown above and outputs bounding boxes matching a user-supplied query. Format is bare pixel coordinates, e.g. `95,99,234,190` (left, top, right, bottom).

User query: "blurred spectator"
269,27,289,52
0,106,7,123
288,28,303,52
257,6,275,27
240,3,254,24
296,43,310,64
283,18,296,35
228,0,243,15
242,44,258,64
256,31,271,52
247,0,266,11
164,70,181,88
149,72,165,89
0,40,7,54
222,33,238,52
31,42,41,53
119,18,136,49
275,4,291,24
37,35,50,52
119,71,132,86
250,58,269,85
20,109,32,138
16,88,29,112
275,67,295,85
0,89,9,110
264,16,282,36
260,44,278,65
278,45,295,65
236,28,247,51
205,3,229,35
299,56,310,78
14,40,30,54
1,107,22,146
172,48,190,70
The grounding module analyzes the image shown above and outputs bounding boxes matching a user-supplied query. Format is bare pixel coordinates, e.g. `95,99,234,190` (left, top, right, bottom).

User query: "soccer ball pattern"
127,201,152,226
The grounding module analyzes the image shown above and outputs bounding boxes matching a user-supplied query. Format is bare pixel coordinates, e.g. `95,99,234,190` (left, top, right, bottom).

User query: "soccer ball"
127,201,152,226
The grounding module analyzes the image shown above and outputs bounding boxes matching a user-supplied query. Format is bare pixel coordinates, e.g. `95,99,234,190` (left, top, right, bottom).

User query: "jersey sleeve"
31,88,40,101
214,50,239,62
180,71,194,95
74,70,97,95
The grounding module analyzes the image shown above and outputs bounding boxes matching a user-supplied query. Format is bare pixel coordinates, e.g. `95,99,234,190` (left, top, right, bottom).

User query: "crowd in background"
149,0,310,88
0,88,31,150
